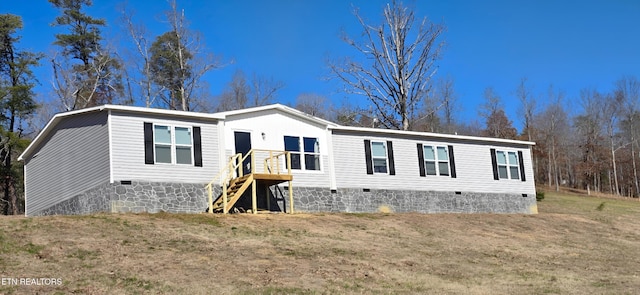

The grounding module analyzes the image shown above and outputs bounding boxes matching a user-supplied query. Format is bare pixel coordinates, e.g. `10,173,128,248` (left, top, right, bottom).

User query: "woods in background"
0,0,637,214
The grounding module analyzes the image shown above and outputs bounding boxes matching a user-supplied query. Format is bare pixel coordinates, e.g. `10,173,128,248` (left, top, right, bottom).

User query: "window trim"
153,124,194,166
418,143,456,178
174,126,194,165
370,140,389,174
303,137,321,171
423,145,450,176
493,149,522,180
506,151,520,180
283,135,322,172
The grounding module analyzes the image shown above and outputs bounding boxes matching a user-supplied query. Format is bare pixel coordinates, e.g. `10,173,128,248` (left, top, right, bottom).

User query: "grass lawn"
0,191,639,294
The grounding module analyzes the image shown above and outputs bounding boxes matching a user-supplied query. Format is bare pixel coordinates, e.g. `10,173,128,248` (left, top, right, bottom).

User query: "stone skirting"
38,182,112,216
34,182,536,215
287,187,537,214
35,181,212,216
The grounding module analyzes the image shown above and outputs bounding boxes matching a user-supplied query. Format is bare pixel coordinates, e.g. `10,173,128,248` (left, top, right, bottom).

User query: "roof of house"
19,103,534,161
330,125,535,146
215,104,534,146
18,104,224,161
213,103,338,127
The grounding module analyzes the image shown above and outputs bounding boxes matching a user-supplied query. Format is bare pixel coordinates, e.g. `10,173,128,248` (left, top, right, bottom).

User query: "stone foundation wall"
34,181,210,216
34,182,536,215
110,181,208,214
38,182,112,216
288,187,537,214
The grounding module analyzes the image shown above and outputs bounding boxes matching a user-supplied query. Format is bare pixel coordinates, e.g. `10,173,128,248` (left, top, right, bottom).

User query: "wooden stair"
205,149,295,214
210,174,253,213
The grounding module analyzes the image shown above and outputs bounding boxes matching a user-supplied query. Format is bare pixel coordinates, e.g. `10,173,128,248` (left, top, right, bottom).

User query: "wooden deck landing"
252,173,293,185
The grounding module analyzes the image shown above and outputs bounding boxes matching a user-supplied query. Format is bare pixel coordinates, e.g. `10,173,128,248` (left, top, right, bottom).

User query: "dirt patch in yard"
1,192,639,294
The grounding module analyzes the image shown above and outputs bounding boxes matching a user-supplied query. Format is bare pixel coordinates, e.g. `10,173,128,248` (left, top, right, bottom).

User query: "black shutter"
387,141,395,175
193,126,203,167
364,140,373,174
417,143,425,177
490,148,499,180
144,122,154,164
448,145,457,178
518,150,526,182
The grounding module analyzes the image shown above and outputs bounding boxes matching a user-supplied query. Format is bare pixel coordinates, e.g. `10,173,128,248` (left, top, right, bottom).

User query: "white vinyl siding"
24,111,110,215
332,130,535,195
110,111,219,183
222,109,330,188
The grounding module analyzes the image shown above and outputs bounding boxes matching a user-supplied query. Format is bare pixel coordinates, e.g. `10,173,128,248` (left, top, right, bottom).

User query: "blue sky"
4,0,640,129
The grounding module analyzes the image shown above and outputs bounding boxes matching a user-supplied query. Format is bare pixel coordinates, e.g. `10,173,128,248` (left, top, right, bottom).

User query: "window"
303,137,320,170
175,127,193,164
423,145,449,176
371,141,388,173
365,140,395,175
284,136,301,169
418,143,456,178
153,125,192,165
144,123,201,166
284,136,320,171
496,150,519,180
154,125,172,164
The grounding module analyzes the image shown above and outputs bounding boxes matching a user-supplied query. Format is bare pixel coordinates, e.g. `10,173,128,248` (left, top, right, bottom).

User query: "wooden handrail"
206,149,292,213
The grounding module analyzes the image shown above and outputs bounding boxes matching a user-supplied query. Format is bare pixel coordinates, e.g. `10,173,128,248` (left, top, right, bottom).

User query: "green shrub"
536,192,545,201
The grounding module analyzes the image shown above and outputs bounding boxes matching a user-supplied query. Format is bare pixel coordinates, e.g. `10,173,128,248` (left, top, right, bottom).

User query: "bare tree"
478,87,501,121
536,85,567,192
602,90,624,195
51,48,124,110
415,92,442,132
617,76,640,196
216,70,283,111
49,0,125,110
148,0,220,111
436,76,457,134
516,78,536,142
294,93,330,119
479,87,516,139
249,73,284,107
575,89,606,194
330,0,445,131
120,5,161,107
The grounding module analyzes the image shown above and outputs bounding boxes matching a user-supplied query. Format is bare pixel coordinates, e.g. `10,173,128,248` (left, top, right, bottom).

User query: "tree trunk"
552,137,559,192
611,136,620,195
4,108,16,215
547,148,552,188
632,139,639,197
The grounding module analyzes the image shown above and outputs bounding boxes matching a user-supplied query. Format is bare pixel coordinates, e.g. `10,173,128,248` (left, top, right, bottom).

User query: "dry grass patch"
0,192,639,294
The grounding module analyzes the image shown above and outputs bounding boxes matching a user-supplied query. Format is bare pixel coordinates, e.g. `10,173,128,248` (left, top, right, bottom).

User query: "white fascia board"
214,103,338,127
329,125,536,146
105,104,224,120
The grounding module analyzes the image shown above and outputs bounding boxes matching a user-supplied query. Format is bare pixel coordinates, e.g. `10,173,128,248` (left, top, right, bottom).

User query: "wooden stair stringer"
211,174,254,212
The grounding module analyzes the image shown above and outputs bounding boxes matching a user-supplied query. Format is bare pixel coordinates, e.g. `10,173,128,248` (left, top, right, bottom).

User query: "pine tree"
0,14,41,214
49,0,124,110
